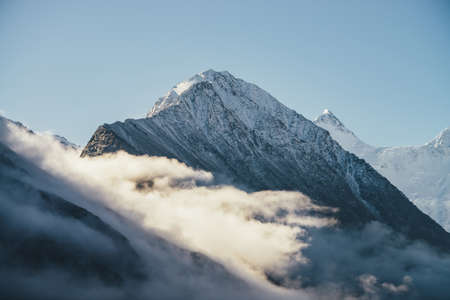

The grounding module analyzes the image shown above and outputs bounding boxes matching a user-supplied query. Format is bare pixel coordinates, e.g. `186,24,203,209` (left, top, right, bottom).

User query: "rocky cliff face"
82,70,450,250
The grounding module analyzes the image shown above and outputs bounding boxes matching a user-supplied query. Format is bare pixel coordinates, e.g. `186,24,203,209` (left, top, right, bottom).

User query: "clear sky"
1,0,449,146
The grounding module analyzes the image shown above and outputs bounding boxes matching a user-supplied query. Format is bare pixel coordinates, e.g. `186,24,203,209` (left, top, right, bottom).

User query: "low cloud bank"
2,118,450,299
4,121,336,280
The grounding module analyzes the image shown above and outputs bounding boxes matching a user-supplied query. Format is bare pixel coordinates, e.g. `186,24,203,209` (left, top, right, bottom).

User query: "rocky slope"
82,70,450,250
315,109,450,231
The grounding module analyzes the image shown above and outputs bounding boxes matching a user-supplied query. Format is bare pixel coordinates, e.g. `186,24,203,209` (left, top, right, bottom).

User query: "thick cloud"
276,222,450,299
1,117,450,299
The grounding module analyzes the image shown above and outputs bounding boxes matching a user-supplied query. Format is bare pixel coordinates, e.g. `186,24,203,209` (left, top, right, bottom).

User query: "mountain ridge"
315,110,450,231
82,70,450,250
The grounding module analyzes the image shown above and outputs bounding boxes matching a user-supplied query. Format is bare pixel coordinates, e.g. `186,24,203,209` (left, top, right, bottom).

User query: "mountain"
52,134,80,149
315,109,450,231
0,117,79,149
82,69,450,251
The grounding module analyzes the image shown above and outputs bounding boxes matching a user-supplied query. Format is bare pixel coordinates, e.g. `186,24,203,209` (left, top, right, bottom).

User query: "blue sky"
1,0,449,146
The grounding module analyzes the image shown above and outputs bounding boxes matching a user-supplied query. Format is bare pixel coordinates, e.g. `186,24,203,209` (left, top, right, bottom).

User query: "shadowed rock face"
82,70,450,251
82,125,140,156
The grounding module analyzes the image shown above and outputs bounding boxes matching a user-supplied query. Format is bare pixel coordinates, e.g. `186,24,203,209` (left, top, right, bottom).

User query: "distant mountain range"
315,109,450,231
82,69,450,250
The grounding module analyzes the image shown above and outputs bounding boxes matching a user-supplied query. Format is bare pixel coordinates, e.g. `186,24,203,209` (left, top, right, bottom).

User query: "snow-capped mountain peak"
148,69,235,117
427,127,450,149
147,69,297,128
315,110,450,231
171,69,233,96
315,109,348,131
314,109,376,156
